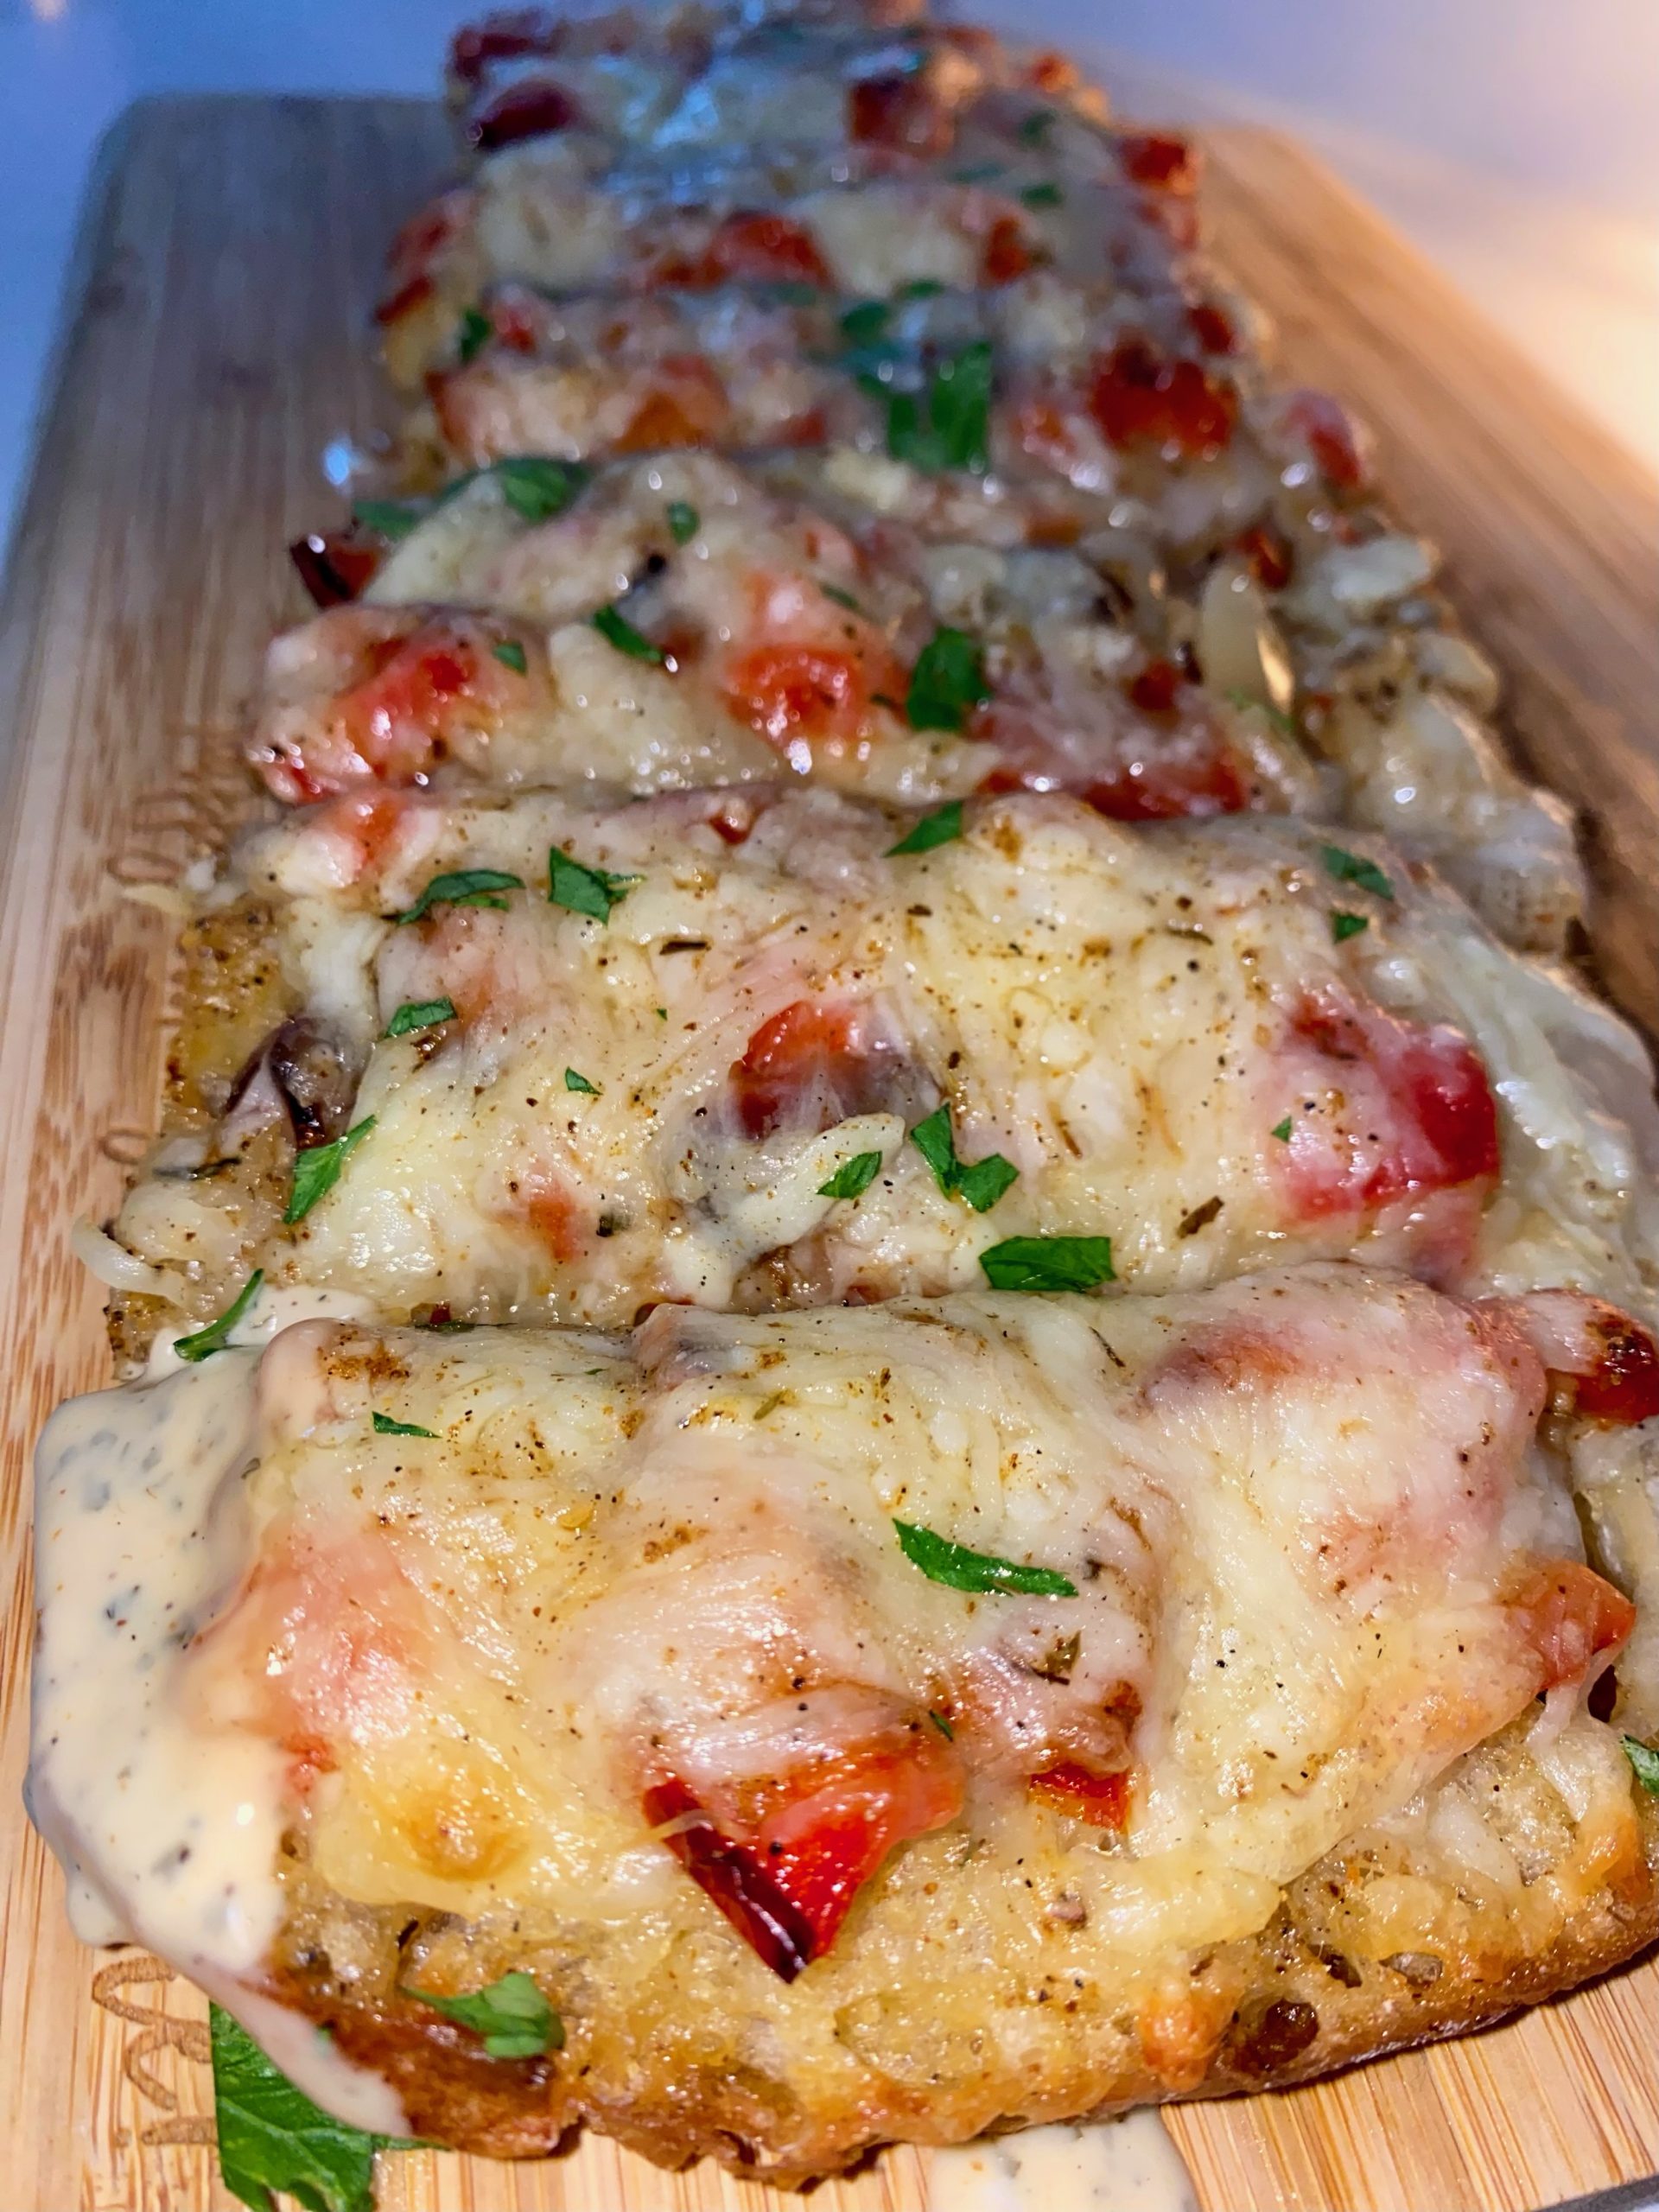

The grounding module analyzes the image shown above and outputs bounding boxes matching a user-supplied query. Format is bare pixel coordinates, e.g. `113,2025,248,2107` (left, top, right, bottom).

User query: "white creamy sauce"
926,2115,1198,2212
27,1351,286,1973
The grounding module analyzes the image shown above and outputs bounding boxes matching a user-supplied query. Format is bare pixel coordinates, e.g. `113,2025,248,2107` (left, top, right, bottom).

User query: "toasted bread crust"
260,1796,1659,2188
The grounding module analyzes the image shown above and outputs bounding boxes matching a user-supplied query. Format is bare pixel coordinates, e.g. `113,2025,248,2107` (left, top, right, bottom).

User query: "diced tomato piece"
1028,1760,1132,1827
1234,522,1294,591
645,1729,960,1979
1128,658,1181,715
982,214,1037,284
484,287,543,353
310,792,413,875
777,402,830,448
1079,748,1251,823
731,999,880,1141
265,614,528,799
1505,1558,1636,1695
1118,132,1198,192
1027,50,1078,93
722,643,868,747
353,628,478,733
975,698,1253,823
694,212,832,290
1090,340,1237,457
849,71,954,156
1273,989,1501,1220
289,529,384,609
615,356,731,451
468,77,583,150
1278,387,1371,492
1187,301,1236,355
518,1170,585,1262
449,10,560,86
204,1523,432,1783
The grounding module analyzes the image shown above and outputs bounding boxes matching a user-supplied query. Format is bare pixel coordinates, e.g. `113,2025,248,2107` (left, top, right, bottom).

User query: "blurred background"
0,0,1653,547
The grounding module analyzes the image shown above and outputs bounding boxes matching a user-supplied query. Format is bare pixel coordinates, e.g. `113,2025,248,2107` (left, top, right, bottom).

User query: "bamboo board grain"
1,93,1656,2212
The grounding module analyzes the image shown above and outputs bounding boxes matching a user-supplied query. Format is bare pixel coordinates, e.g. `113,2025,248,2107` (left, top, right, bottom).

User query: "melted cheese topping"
30,1268,1633,2028
265,451,1295,818
115,791,1655,1334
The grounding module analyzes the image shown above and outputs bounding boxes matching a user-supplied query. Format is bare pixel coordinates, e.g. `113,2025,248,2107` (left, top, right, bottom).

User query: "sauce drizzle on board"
927,2113,1198,2212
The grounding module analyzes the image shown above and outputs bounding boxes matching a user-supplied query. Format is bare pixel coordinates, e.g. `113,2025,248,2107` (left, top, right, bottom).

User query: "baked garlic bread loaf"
27,0,1659,2197
31,1271,1659,2183
102,791,1650,1343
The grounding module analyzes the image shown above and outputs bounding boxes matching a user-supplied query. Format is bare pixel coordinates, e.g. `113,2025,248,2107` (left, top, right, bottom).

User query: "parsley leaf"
174,1270,264,1363
1018,109,1055,144
1331,909,1369,943
820,582,863,613
285,1117,376,1225
839,298,891,345
351,498,425,542
1319,843,1395,901
392,868,524,924
895,1520,1077,1598
457,305,492,363
906,628,989,732
211,1999,411,2212
886,340,994,474
564,1067,601,1095
1021,181,1063,207
591,603,666,663
548,847,639,922
818,1149,884,1200
372,1410,436,1439
385,997,455,1039
665,499,699,544
1271,1116,1294,1141
493,454,588,522
1623,1736,1659,1795
406,1971,563,2060
928,1708,955,1738
978,1236,1115,1292
899,277,944,300
910,1103,1018,1213
492,638,528,674
886,798,964,855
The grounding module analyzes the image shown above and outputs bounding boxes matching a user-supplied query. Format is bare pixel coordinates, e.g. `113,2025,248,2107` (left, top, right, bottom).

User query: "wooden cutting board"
2,95,1657,2212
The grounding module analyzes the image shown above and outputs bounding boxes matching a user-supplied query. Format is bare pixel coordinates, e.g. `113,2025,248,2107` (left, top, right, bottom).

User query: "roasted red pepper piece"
289,529,384,609
645,1777,817,1982
468,77,583,151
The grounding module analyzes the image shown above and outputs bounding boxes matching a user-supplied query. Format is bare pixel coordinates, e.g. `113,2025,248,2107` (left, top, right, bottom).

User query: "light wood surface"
1,95,1656,2212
